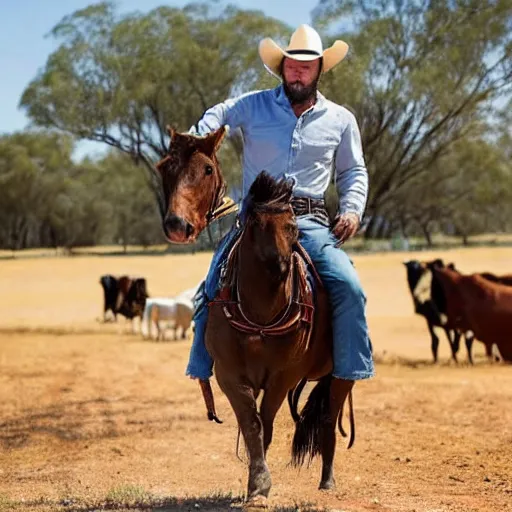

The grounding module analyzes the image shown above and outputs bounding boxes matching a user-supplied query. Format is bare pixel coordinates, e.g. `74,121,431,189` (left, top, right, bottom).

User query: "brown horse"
156,126,355,508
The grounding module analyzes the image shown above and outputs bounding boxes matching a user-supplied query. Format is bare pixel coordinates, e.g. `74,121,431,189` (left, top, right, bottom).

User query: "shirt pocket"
300,127,338,166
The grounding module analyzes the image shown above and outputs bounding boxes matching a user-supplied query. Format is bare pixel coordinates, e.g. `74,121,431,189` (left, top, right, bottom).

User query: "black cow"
403,259,472,363
100,274,119,322
99,275,149,323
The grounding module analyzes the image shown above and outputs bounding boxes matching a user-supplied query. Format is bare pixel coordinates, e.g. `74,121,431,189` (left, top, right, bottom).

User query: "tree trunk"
375,217,389,239
363,208,380,239
399,216,409,238
421,223,433,247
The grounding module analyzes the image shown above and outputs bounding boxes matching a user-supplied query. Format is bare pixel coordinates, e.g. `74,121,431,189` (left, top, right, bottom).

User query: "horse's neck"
237,243,291,325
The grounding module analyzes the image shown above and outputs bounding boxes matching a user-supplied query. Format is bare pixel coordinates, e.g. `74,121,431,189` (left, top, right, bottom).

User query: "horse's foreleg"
217,374,271,504
319,377,354,491
260,380,291,454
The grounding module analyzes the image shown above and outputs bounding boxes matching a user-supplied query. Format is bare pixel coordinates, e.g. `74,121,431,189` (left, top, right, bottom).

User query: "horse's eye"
205,165,213,176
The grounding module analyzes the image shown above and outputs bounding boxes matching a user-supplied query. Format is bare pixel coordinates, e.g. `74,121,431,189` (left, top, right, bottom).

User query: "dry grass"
0,246,511,511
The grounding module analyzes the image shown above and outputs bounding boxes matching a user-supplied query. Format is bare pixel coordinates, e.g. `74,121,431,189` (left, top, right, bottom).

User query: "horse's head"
156,126,227,243
242,172,298,280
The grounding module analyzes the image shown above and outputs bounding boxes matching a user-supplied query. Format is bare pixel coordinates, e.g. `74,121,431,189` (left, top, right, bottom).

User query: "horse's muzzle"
163,214,194,243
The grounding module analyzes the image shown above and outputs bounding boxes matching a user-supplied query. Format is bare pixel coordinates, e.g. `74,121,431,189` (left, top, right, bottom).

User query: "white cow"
141,282,203,341
141,298,194,341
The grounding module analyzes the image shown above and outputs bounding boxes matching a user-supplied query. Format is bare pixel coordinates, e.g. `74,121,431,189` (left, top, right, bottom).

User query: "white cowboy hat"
259,24,349,78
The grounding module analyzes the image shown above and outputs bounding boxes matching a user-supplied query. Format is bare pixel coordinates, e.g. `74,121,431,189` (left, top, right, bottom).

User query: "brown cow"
403,259,468,363
100,275,149,331
433,267,512,363
116,276,149,320
480,273,512,287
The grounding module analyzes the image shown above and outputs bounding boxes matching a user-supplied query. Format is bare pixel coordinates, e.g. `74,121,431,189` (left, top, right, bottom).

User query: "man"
186,24,374,394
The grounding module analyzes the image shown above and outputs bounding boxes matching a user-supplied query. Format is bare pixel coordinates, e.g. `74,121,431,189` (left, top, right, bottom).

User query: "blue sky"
0,0,319,158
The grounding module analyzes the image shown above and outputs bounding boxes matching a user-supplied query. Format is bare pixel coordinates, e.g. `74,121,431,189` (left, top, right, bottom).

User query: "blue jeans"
186,216,375,380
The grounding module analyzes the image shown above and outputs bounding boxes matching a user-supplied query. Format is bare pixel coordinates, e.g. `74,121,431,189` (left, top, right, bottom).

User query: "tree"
0,131,165,251
0,131,75,250
313,0,512,237
382,133,512,245
94,152,165,250
20,2,290,209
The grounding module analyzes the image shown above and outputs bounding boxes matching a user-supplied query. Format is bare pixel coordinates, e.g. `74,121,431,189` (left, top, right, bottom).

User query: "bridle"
205,168,228,224
154,151,238,229
204,158,238,224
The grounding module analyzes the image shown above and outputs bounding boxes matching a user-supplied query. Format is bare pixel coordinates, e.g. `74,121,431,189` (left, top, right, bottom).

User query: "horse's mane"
245,171,293,215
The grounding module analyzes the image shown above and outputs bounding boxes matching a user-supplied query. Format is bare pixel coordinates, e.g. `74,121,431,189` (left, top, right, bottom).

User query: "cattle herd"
98,261,512,362
404,259,512,364
99,274,202,341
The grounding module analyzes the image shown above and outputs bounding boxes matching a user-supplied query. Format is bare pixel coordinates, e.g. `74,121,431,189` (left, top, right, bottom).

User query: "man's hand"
331,212,360,245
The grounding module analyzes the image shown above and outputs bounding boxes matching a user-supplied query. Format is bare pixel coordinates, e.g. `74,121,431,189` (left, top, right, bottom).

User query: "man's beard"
283,77,319,105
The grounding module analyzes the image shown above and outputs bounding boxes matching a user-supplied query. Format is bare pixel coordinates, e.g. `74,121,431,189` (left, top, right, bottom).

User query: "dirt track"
1,247,511,511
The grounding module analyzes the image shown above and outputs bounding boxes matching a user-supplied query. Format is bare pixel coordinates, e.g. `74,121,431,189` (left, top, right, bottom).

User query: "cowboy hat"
259,24,349,78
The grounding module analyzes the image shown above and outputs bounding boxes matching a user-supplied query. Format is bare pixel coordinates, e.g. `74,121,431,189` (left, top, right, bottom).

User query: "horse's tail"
291,375,331,467
287,377,308,423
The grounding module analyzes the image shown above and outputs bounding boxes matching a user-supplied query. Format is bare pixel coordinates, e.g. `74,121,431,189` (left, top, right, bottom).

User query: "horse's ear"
200,126,227,156
166,125,194,152
166,125,175,139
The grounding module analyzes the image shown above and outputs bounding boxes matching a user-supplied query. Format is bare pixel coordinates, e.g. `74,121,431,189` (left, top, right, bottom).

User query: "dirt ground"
0,247,511,511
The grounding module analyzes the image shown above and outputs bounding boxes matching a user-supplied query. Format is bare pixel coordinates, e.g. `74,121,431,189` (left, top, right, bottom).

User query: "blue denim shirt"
191,84,368,220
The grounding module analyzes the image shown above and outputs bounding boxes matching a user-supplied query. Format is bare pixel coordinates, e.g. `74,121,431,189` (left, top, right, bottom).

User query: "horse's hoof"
243,496,268,511
319,479,336,491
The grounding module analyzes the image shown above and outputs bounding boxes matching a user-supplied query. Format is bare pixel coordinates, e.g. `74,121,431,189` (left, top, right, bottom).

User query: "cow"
99,275,149,329
479,273,512,287
116,277,149,319
142,297,194,341
403,259,473,363
433,267,512,363
99,274,119,322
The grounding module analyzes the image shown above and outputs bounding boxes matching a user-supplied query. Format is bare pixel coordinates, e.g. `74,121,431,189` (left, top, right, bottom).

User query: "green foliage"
379,133,512,244
5,1,511,250
20,2,290,196
0,132,164,250
315,0,512,238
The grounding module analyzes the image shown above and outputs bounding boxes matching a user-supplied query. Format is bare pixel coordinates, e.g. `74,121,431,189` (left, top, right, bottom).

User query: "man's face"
282,57,321,104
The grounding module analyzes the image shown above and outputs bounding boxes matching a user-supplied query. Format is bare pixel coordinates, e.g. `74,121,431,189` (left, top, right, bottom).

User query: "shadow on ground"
2,494,322,512
0,395,196,450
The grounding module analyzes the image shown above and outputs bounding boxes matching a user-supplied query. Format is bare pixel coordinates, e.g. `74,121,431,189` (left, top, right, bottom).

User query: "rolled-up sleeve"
334,112,369,221
189,94,248,136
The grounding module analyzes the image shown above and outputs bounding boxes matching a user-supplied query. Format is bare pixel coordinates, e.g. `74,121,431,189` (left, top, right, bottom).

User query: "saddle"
208,229,322,347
